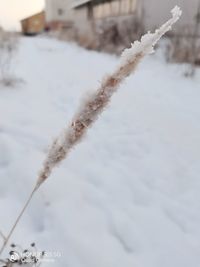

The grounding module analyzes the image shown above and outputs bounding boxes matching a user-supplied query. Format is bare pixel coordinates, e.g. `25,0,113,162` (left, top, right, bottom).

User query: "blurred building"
71,0,199,33
21,11,45,35
71,0,138,28
70,0,139,49
44,0,200,53
45,0,200,32
45,0,75,29
72,0,137,20
140,0,200,34
45,0,137,28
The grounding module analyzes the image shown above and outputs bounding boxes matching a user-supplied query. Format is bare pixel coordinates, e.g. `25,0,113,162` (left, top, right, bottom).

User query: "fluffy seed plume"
36,6,182,189
0,6,182,257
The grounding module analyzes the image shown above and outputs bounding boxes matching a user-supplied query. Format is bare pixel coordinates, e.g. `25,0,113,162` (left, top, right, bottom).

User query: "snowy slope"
0,36,200,267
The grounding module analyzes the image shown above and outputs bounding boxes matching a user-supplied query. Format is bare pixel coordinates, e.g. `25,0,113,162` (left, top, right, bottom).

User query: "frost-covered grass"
0,35,200,267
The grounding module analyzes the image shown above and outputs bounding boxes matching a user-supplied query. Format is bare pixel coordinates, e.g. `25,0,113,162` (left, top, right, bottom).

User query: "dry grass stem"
0,231,6,242
37,6,182,188
0,6,182,257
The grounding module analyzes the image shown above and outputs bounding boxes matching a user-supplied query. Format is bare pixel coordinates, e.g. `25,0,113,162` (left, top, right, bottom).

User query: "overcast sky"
0,0,45,30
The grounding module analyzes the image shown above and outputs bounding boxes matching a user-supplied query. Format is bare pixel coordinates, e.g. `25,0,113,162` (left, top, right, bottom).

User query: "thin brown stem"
0,231,6,242
0,6,181,259
0,185,37,256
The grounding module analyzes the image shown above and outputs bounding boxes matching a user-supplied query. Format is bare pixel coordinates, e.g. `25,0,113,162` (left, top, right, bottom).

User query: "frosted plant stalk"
36,6,182,188
0,231,5,242
0,6,182,256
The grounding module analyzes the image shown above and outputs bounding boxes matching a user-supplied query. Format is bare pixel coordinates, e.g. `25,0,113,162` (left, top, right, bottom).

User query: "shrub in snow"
96,14,145,54
0,29,19,87
0,6,182,257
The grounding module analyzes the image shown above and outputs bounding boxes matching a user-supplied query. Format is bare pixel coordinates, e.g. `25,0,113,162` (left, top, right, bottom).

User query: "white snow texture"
0,9,200,267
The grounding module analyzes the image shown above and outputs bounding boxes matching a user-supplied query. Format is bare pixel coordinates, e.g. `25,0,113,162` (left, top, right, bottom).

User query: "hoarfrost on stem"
36,6,182,188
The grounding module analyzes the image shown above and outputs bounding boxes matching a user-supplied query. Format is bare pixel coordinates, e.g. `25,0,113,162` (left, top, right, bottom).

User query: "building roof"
71,0,91,8
21,11,45,22
71,0,113,9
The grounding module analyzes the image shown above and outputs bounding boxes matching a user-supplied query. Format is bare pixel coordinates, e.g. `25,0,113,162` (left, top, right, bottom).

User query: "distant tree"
0,29,19,87
186,0,200,76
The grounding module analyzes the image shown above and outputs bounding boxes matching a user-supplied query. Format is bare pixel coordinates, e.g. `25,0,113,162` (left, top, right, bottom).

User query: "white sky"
0,0,45,30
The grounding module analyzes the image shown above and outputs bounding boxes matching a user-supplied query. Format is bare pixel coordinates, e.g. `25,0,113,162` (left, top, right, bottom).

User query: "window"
58,8,64,16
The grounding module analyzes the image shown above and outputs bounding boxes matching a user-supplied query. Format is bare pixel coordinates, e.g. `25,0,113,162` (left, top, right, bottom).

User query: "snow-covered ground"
0,36,200,267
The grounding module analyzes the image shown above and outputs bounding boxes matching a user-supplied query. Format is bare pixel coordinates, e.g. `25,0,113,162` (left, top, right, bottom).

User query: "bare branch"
0,230,6,242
